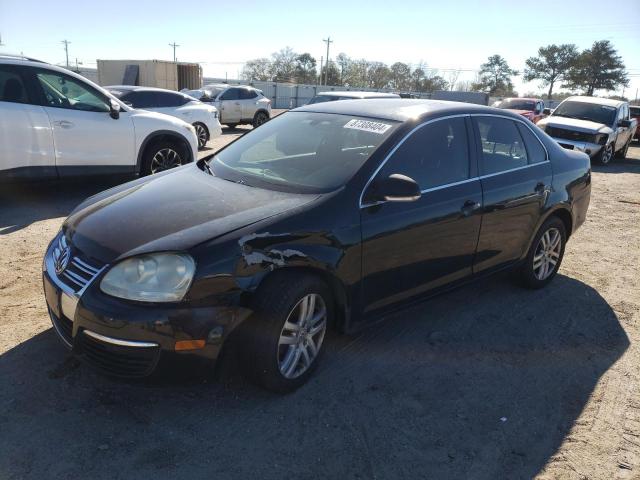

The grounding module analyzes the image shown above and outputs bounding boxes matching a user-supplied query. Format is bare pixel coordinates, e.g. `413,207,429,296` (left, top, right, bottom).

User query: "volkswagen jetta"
42,99,591,392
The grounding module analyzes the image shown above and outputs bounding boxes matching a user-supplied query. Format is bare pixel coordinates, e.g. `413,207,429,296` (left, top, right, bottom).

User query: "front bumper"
42,237,250,378
549,137,603,158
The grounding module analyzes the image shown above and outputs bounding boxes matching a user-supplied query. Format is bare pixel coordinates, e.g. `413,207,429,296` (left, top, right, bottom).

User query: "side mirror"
369,174,421,203
543,108,551,115
109,99,120,119
618,119,631,128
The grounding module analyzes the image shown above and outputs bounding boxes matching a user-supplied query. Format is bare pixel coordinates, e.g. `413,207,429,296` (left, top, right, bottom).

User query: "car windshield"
552,101,617,125
497,99,536,111
207,112,399,193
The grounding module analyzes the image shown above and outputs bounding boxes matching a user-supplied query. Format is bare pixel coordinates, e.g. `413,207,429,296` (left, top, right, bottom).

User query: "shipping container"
97,60,202,90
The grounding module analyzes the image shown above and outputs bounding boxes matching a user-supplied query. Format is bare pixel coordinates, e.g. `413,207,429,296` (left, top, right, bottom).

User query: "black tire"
615,138,631,159
240,272,333,393
517,216,567,289
141,140,186,176
252,111,269,128
595,142,614,165
193,123,209,149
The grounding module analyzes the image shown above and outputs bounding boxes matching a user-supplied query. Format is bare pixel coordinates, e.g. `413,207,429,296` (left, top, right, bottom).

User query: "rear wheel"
193,123,209,149
517,216,566,289
240,272,332,393
141,140,186,175
252,111,269,128
595,143,614,165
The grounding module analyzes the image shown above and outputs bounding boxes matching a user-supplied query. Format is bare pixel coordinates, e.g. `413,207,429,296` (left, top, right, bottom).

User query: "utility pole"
322,37,333,85
75,58,83,73
318,56,323,86
169,42,180,62
61,39,71,67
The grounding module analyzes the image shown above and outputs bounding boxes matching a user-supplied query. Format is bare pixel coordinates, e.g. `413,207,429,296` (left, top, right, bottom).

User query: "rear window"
0,67,29,104
630,106,640,116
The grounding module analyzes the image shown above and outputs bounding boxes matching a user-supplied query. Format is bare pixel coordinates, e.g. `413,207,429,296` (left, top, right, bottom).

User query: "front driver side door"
218,88,242,124
360,116,483,314
34,70,135,174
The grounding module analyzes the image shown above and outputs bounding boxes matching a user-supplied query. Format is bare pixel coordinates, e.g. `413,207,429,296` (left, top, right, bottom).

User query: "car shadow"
591,149,640,174
0,273,628,479
0,177,128,235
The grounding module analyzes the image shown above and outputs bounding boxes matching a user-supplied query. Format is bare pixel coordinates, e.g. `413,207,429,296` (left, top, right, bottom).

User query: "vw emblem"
53,243,71,275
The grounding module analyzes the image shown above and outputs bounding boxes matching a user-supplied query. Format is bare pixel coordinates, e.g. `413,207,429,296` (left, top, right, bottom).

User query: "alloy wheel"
254,113,268,127
194,124,208,148
601,144,613,164
277,293,327,379
150,148,182,174
533,227,562,281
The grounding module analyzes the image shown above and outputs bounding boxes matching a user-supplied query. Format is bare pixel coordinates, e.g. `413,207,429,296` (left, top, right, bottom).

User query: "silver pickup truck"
537,96,637,165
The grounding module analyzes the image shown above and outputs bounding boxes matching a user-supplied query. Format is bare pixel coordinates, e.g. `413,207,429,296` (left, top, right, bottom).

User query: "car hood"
538,115,613,134
63,164,319,264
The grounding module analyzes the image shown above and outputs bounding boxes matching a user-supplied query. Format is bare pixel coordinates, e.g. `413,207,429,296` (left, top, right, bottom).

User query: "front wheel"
141,141,186,175
241,273,332,393
595,143,614,165
517,216,566,289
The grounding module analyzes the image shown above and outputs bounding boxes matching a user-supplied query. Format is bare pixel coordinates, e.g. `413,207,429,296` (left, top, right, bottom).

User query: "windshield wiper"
202,159,214,176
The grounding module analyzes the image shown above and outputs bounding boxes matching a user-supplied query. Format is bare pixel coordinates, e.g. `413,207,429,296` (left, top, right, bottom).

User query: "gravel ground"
0,133,639,480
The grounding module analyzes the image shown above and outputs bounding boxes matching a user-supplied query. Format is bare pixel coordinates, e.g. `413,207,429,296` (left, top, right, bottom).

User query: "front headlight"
100,253,195,302
593,133,608,145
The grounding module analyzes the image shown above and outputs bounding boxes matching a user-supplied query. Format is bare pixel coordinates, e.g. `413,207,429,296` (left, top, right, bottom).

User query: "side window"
129,91,157,109
377,117,470,190
239,89,257,100
0,67,30,104
155,92,187,107
516,123,547,164
36,71,109,112
475,117,528,175
220,88,239,101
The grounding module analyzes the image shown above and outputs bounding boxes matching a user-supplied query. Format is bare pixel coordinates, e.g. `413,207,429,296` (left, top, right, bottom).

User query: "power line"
61,39,70,67
169,42,180,62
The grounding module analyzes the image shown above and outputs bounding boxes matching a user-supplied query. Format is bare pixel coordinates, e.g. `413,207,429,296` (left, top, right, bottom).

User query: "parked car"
537,96,637,164
183,84,271,129
307,91,400,104
106,86,222,149
495,97,546,123
630,105,640,142
0,54,198,180
43,99,591,392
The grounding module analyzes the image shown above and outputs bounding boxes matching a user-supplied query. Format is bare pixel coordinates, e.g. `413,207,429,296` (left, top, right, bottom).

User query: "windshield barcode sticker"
344,119,391,134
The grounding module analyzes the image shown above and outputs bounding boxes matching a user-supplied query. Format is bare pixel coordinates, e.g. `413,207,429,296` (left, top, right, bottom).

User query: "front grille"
52,235,105,293
49,308,73,346
79,331,160,378
547,126,595,143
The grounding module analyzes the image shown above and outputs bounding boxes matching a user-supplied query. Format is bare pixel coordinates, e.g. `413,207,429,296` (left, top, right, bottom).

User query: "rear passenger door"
239,88,258,120
472,115,552,273
360,116,483,313
0,65,55,178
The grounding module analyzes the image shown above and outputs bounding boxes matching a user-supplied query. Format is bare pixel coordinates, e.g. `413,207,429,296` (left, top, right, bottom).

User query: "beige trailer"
96,59,202,90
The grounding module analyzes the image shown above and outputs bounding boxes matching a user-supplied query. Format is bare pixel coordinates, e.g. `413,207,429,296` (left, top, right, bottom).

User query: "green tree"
270,47,298,82
421,74,448,92
336,53,350,85
294,53,316,84
563,40,629,95
320,61,340,86
242,58,272,81
389,62,412,90
367,62,391,89
473,54,518,95
524,44,578,99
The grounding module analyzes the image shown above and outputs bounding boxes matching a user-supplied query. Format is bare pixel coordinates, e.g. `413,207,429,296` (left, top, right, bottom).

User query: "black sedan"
42,99,591,392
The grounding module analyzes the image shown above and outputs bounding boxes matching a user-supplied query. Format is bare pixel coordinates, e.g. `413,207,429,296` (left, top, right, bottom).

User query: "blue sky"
1,0,639,97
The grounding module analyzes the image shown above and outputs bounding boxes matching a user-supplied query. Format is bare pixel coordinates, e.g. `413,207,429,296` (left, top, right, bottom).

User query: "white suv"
184,85,271,129
0,55,198,181
106,86,222,149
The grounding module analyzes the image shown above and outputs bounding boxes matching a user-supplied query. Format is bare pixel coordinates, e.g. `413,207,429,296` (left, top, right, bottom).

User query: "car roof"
316,91,400,99
294,98,519,122
501,97,540,102
105,85,187,94
563,96,624,108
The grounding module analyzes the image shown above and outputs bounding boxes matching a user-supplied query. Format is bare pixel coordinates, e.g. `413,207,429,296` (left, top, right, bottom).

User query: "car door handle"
461,200,481,216
53,120,74,129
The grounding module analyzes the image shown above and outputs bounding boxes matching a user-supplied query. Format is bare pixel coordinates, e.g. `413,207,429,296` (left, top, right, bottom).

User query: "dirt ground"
0,129,639,479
